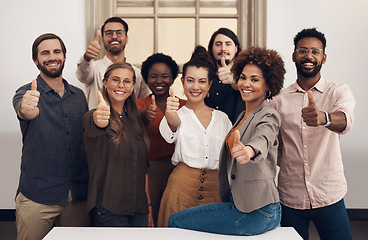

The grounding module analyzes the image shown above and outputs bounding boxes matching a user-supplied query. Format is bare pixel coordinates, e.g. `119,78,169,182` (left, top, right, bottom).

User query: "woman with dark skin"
137,54,186,225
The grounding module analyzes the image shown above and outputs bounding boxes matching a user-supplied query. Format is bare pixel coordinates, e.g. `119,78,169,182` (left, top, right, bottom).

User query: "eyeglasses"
295,47,323,57
104,30,125,38
107,77,134,88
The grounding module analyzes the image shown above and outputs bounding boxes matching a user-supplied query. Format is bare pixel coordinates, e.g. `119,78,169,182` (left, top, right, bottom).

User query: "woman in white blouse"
156,46,232,227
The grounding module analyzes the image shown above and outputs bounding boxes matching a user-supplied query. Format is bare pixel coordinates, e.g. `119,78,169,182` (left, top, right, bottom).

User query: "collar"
36,75,72,94
290,77,326,94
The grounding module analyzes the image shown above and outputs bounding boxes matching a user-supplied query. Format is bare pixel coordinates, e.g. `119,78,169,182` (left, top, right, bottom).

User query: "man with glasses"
13,33,89,240
270,28,355,239
77,17,150,109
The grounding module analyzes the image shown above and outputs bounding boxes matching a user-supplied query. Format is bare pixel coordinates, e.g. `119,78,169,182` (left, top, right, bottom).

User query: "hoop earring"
265,90,271,98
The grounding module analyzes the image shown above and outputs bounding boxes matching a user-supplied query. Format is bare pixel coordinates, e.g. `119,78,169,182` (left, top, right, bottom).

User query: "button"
200,178,205,183
216,92,219,95
215,106,219,109
198,195,203,200
199,187,203,191
202,170,206,175
231,174,236,180
205,156,208,159
219,81,221,83
66,131,69,135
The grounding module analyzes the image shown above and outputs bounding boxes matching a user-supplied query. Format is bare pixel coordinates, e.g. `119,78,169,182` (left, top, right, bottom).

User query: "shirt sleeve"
83,109,107,138
13,84,30,114
331,83,355,134
76,56,94,85
247,110,281,162
159,116,179,144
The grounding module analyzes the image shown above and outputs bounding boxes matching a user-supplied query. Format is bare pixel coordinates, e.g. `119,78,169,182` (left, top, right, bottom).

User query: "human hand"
301,90,326,127
19,79,40,120
148,207,155,227
84,30,101,62
165,87,179,114
217,57,234,84
231,130,254,164
145,95,157,122
93,90,110,128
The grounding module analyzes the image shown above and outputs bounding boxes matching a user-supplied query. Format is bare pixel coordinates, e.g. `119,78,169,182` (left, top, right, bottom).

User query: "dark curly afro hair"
231,47,285,99
141,53,179,84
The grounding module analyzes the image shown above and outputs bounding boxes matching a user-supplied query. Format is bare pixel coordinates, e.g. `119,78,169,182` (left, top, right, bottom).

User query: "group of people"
12,15,355,240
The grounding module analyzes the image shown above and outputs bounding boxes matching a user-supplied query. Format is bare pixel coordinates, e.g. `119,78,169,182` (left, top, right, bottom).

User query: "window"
86,0,267,65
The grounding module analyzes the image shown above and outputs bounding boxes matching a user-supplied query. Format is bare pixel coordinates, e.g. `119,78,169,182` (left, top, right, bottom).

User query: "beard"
38,60,65,78
104,41,125,55
295,61,322,78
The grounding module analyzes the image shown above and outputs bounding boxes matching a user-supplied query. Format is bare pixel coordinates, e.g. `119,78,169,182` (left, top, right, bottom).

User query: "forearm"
17,101,39,120
165,112,180,132
326,111,347,133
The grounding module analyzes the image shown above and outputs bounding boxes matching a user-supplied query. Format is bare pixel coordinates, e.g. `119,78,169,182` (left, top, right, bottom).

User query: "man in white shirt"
76,17,150,109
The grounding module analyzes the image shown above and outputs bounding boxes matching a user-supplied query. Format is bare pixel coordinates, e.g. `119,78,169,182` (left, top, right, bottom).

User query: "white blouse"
159,106,232,170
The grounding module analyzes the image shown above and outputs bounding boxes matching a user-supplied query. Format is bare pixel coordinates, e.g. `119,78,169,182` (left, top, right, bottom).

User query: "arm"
302,90,349,133
217,57,238,90
145,174,154,227
76,31,101,85
165,87,181,132
17,80,40,120
140,95,157,124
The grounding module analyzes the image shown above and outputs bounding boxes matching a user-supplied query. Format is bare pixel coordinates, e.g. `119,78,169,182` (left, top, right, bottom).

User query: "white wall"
0,0,367,209
0,0,87,208
267,0,368,208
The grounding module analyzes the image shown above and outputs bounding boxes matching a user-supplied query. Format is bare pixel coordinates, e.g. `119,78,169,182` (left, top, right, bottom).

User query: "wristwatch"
320,111,331,127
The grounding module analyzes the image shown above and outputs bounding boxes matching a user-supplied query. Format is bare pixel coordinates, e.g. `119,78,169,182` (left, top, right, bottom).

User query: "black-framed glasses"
295,47,323,57
104,30,125,38
107,77,134,88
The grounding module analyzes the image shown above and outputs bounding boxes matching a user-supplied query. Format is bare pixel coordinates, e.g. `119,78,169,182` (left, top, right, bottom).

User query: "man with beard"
13,33,89,240
77,17,150,109
270,28,355,240
205,28,244,124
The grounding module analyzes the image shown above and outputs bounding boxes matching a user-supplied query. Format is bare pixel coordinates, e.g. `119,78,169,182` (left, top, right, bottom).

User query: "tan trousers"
15,192,88,240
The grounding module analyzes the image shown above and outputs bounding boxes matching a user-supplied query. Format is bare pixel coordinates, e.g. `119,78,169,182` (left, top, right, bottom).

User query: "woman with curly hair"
168,47,285,236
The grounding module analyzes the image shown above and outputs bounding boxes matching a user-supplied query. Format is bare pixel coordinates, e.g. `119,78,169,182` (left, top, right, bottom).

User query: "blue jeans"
169,201,281,235
90,204,148,227
281,199,352,240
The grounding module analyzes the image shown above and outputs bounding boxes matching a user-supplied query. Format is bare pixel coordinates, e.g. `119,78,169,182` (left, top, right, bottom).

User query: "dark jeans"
281,199,352,240
90,204,148,227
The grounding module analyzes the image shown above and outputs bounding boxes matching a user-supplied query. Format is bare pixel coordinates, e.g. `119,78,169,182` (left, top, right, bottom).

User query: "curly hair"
141,53,179,84
231,47,285,99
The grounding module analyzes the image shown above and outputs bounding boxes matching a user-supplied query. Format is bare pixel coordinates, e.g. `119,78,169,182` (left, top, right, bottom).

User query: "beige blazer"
219,100,280,213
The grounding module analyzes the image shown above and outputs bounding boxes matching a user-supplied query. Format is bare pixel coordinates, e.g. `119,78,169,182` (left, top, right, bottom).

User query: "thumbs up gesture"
93,90,110,128
217,57,234,84
231,130,255,164
84,30,101,62
165,87,181,131
301,90,325,127
145,95,157,122
166,87,180,114
18,79,40,120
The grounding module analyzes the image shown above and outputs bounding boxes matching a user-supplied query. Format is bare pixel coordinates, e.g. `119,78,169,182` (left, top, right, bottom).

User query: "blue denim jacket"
13,75,88,205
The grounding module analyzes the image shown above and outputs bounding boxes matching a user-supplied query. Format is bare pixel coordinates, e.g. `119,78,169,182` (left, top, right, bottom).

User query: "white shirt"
159,106,232,170
76,56,151,110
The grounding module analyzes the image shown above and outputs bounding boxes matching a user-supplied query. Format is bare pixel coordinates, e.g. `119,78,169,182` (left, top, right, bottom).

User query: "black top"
83,110,149,215
13,75,89,205
205,75,245,124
